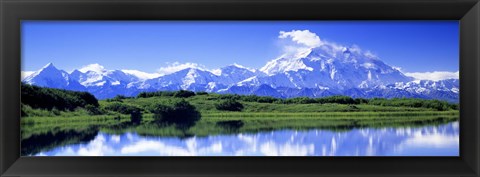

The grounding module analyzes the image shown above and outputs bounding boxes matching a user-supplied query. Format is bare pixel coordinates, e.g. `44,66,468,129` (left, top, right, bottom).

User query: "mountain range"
22,45,459,102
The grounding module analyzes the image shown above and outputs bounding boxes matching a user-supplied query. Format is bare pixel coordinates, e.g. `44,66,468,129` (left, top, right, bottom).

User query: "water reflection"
33,121,459,156
21,128,98,156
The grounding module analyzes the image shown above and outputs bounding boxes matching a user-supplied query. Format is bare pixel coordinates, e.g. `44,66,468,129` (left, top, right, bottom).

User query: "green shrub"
148,100,200,125
367,98,455,111
173,90,196,98
315,95,356,104
286,97,317,104
240,95,279,103
137,91,176,98
104,102,143,114
130,110,142,124
21,84,99,111
450,104,459,110
215,99,244,111
148,103,172,116
196,91,209,95
347,105,360,111
51,108,61,116
21,104,55,117
354,98,369,104
85,104,104,115
105,95,130,102
218,94,241,100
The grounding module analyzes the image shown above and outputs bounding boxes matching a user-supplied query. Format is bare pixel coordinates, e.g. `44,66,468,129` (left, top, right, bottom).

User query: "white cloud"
76,134,113,156
401,134,459,148
259,141,315,156
111,135,121,143
279,30,322,48
276,30,372,60
120,139,223,156
21,71,34,80
405,71,459,81
120,140,192,156
156,62,208,76
278,30,323,59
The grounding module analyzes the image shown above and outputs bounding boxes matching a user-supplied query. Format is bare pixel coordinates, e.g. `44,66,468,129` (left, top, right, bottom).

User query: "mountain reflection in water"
33,121,458,156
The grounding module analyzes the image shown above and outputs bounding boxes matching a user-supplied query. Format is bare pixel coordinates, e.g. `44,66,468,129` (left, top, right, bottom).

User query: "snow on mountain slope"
138,68,220,91
23,63,86,91
121,70,161,80
21,71,35,80
391,79,459,93
71,64,144,87
218,41,456,101
134,64,260,91
216,64,259,85
245,46,413,91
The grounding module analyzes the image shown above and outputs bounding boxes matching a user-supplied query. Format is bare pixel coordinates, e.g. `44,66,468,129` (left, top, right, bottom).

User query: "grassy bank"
201,110,459,117
22,112,459,138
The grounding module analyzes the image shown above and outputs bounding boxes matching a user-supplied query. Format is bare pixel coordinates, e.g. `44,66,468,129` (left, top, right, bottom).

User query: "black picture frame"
1,0,479,176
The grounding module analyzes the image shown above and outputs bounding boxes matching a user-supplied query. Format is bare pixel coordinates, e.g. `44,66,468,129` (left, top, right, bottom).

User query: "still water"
33,121,459,156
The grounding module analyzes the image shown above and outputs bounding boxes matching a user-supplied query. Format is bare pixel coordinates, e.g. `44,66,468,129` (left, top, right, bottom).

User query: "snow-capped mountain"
258,47,412,90
216,64,260,85
138,68,220,91
21,46,459,102
70,64,142,87
23,63,86,91
133,64,262,93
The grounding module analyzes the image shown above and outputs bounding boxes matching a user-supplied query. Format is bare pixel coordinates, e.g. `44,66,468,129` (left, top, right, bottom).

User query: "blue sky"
22,21,459,74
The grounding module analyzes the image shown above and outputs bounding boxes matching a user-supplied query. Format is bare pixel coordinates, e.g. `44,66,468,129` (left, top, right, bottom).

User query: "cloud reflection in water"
35,121,459,156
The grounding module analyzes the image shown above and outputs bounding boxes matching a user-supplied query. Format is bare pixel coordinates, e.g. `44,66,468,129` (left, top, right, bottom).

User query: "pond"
30,121,459,156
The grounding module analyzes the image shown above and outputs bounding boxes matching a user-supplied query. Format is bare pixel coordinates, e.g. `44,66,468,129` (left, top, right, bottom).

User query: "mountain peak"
223,63,256,72
260,56,313,75
70,69,82,74
42,62,57,69
229,63,246,68
35,63,61,75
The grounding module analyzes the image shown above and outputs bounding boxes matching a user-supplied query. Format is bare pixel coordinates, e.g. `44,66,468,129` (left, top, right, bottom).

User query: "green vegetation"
173,90,196,98
215,99,244,111
136,90,196,98
21,86,459,119
103,102,143,114
130,110,142,124
21,84,98,112
367,98,457,111
146,99,200,125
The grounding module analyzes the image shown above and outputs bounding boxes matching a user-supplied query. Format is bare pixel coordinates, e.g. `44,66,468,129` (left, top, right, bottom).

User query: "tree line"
133,90,458,111
22,84,99,111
